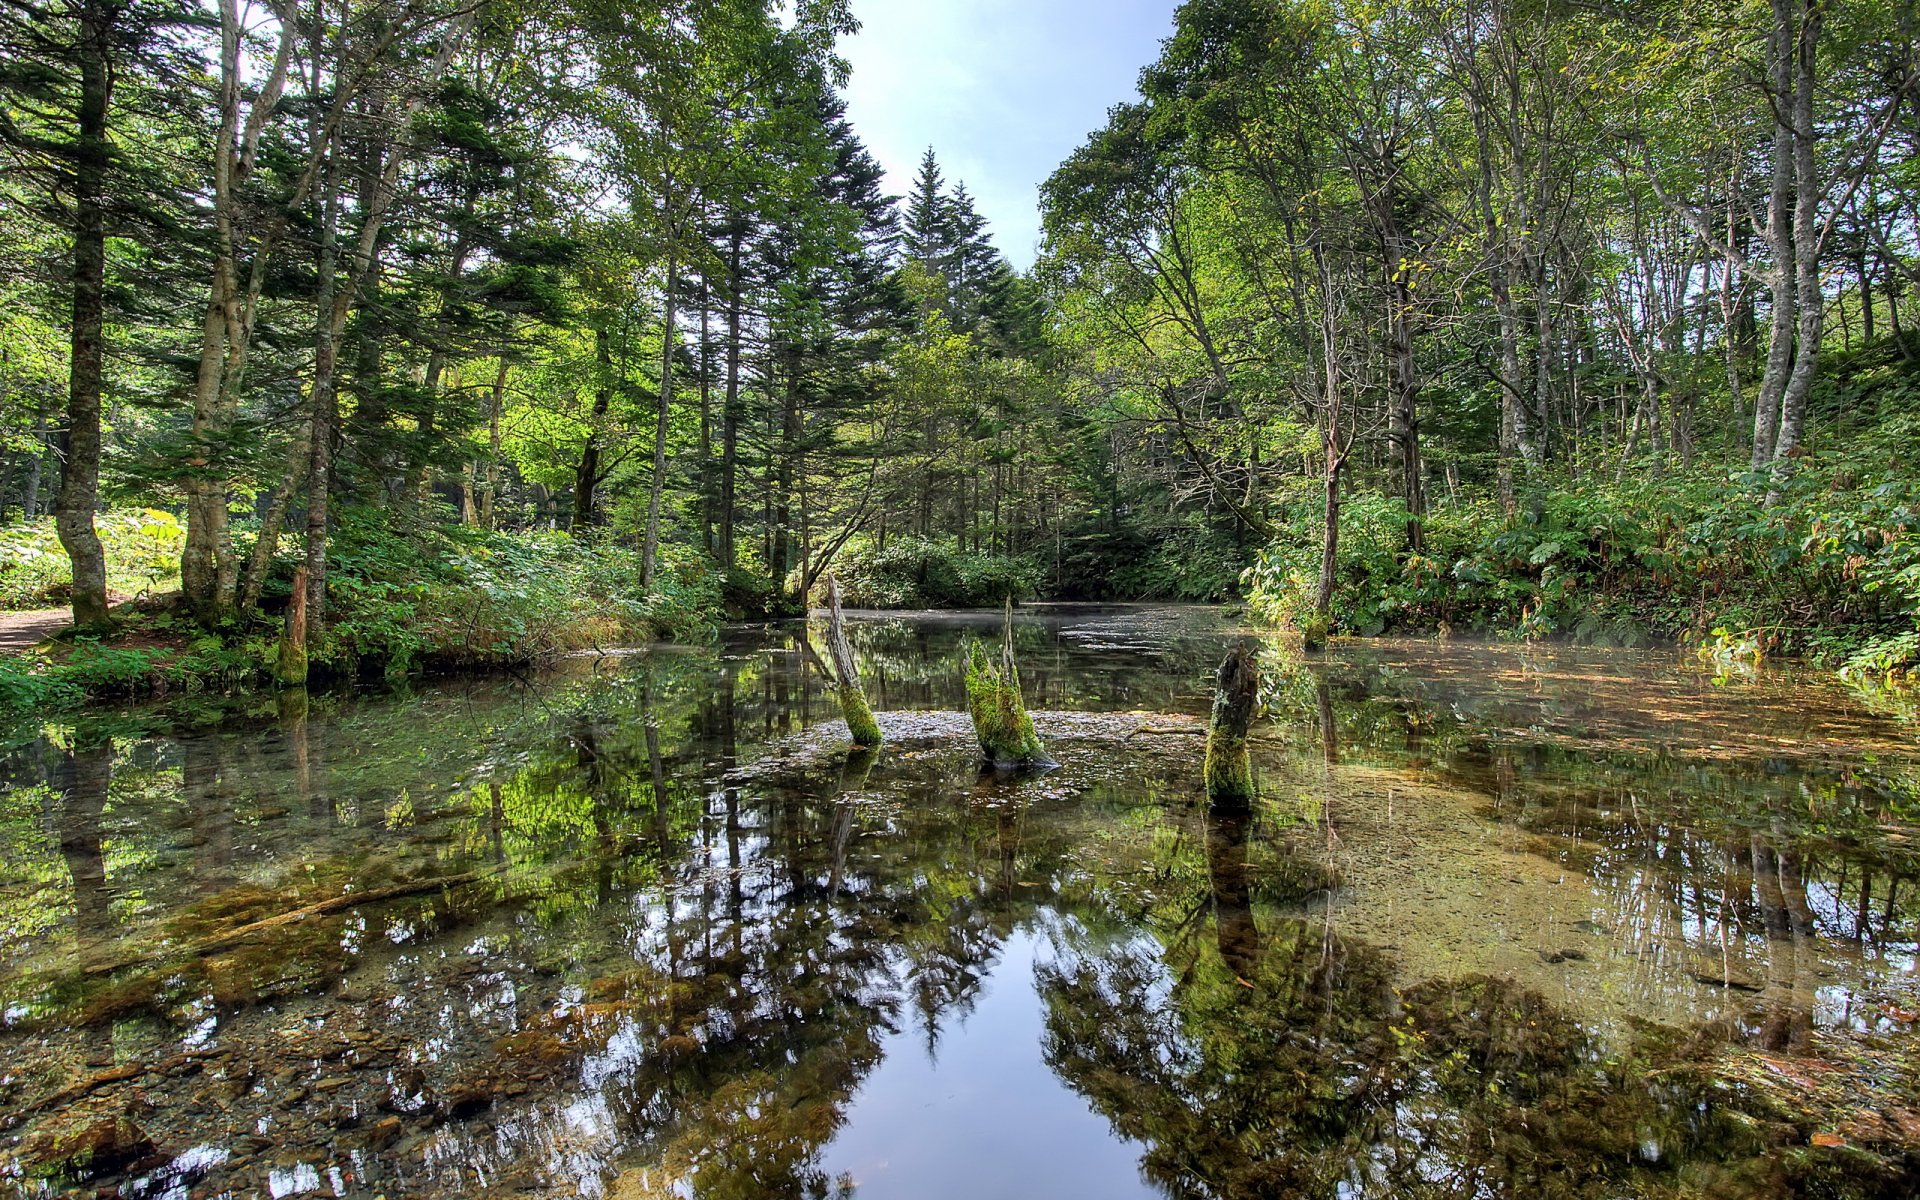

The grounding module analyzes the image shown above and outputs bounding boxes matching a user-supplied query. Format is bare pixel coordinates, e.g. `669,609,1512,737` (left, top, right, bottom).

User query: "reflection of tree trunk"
1750,835,1816,1053
280,687,312,819
647,721,670,853
1205,803,1259,980
576,719,614,903
721,661,743,927
53,740,115,937
185,734,233,897
1315,680,1339,765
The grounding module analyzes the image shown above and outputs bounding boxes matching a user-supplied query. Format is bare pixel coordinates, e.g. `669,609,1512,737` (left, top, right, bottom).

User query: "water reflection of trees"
5,627,1920,1197
1039,795,1844,1200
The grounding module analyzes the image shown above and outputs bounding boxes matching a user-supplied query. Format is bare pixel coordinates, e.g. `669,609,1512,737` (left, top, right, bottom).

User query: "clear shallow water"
1,605,1918,1199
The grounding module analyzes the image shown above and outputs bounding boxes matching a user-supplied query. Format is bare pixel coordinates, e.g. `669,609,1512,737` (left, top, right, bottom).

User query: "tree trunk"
1752,2,1798,474
57,0,114,632
1204,646,1259,807
276,566,308,686
304,145,340,642
23,412,48,519
698,280,713,554
720,224,743,569
641,252,678,584
824,575,880,746
480,358,506,530
238,430,310,613
572,328,612,532
1768,0,1825,502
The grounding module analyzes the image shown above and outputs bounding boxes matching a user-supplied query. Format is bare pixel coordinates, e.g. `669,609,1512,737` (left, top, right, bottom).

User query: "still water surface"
2,605,1919,1198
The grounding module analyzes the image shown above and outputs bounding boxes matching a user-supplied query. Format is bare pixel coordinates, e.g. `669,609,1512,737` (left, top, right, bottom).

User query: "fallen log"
82,870,496,976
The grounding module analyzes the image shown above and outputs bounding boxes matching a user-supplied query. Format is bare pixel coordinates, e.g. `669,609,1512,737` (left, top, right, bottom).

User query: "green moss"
276,631,309,687
1204,728,1254,804
963,638,1050,768
839,683,882,747
1204,647,1259,804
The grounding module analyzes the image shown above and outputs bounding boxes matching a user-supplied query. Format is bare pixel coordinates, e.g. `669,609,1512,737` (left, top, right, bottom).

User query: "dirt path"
0,607,71,655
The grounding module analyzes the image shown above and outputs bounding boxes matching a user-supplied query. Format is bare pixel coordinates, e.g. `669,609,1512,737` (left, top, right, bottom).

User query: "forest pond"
3,606,1920,1199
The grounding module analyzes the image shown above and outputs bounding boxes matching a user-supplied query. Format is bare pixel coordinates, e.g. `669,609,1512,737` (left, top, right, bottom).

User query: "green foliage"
0,511,184,609
1246,438,1920,667
0,656,80,714
320,508,719,676
962,637,1049,768
831,536,1040,609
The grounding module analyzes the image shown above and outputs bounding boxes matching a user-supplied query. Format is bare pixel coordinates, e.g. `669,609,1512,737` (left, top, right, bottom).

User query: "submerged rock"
21,1113,155,1181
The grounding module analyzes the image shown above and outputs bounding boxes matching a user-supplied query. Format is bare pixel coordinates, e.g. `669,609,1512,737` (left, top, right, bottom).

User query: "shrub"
1244,455,1916,664
0,511,185,609
317,508,720,675
0,656,81,714
831,536,1040,609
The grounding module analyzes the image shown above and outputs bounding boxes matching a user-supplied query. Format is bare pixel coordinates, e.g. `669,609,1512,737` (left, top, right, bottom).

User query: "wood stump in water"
275,567,309,687
1205,646,1259,805
824,574,882,747
963,601,1053,769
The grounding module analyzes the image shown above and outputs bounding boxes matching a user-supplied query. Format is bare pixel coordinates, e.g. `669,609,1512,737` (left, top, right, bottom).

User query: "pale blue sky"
839,0,1180,269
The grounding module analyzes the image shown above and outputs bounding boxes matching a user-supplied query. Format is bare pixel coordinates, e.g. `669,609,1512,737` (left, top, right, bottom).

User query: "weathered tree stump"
1205,646,1259,805
824,574,882,746
275,566,309,687
964,600,1053,769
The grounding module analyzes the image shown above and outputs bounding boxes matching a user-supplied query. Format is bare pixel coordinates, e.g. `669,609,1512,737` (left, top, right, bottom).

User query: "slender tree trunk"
641,252,678,584
57,0,114,631
720,224,742,569
304,146,340,642
23,412,47,519
572,328,612,532
771,344,798,589
481,357,506,530
1768,0,1825,501
238,430,310,613
1753,3,1798,474
698,282,713,554
1387,262,1424,554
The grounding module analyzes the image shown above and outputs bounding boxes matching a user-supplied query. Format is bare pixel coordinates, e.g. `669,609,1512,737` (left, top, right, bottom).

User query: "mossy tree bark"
1205,646,1259,806
276,566,309,687
824,574,881,746
964,601,1052,769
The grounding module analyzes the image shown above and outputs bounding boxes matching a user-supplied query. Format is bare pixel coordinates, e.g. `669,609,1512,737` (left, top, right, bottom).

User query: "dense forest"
1,0,1918,701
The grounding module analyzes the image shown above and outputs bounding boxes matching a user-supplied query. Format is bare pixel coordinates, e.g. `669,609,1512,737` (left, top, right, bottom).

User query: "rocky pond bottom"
2,605,1919,1199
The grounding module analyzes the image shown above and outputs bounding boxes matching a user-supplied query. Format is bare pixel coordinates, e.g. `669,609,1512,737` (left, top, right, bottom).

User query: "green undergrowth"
315,509,719,674
0,510,185,609
0,508,724,714
1245,412,1920,680
830,535,1040,608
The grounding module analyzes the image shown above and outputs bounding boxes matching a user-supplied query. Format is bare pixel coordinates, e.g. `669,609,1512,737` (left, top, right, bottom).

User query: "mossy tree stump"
275,567,310,687
1205,646,1259,806
963,601,1053,769
824,574,882,747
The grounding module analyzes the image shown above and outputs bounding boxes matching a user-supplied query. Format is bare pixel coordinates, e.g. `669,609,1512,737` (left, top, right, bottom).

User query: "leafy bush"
0,656,81,714
1244,451,1918,666
0,511,185,609
830,535,1040,608
317,508,720,675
